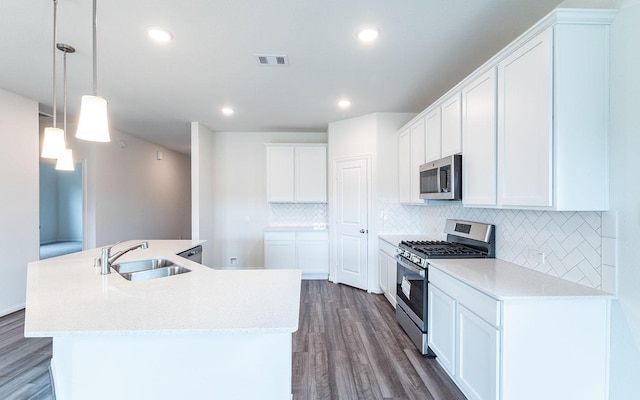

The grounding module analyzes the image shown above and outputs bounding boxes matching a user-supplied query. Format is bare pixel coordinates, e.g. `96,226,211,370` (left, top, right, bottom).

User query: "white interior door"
335,158,368,290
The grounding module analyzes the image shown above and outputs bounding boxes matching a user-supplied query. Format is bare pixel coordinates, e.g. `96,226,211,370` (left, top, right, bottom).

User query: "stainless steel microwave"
419,154,462,200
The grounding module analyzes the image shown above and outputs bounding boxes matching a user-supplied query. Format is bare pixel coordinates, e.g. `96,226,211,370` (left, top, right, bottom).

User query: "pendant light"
56,43,75,171
41,0,66,159
75,0,110,142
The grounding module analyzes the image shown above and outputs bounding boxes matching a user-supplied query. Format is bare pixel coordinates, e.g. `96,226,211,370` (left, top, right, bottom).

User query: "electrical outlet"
230,257,238,265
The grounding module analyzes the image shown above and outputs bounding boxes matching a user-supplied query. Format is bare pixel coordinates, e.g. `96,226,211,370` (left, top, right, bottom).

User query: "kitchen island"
24,240,302,400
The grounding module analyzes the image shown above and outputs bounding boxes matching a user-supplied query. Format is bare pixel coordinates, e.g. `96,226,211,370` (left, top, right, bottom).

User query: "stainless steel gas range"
395,219,495,355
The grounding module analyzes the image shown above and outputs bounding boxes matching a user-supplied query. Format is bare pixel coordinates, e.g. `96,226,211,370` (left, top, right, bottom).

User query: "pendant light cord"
52,0,58,127
63,49,67,137
92,0,98,96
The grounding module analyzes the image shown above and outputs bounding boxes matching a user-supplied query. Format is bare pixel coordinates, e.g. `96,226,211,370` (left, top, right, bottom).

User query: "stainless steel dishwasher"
177,245,202,263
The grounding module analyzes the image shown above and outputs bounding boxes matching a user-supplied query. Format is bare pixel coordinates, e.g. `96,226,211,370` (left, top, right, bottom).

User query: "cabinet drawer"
429,267,501,328
264,232,296,241
378,238,397,256
296,231,328,241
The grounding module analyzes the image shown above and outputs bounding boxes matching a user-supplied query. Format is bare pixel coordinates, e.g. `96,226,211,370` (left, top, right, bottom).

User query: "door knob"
360,229,367,234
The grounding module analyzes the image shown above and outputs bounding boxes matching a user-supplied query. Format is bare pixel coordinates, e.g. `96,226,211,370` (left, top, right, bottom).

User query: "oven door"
396,255,428,331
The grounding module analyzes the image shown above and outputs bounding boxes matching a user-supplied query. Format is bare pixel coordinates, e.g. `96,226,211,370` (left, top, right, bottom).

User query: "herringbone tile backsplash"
379,202,604,289
269,203,328,227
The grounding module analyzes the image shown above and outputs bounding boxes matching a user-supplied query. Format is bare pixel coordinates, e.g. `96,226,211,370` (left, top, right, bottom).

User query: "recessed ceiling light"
338,99,351,109
147,27,173,43
357,27,380,43
221,107,235,116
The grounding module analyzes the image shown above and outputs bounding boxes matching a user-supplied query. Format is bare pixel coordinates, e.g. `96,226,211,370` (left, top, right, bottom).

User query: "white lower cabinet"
427,284,456,376
378,238,397,307
456,305,500,400
264,237,296,269
428,271,500,400
428,266,610,400
264,231,328,279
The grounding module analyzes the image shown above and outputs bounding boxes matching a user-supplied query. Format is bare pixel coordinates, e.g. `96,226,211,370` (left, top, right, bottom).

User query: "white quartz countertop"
25,240,302,337
428,258,614,300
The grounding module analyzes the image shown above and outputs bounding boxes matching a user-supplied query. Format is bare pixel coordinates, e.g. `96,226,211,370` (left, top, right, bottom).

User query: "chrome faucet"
100,241,149,275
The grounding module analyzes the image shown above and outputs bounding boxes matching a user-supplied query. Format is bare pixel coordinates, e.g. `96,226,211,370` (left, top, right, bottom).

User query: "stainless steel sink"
112,258,176,274
112,258,191,281
119,265,191,281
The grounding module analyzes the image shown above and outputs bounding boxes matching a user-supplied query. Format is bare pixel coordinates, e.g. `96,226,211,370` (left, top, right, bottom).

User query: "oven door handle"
396,256,426,277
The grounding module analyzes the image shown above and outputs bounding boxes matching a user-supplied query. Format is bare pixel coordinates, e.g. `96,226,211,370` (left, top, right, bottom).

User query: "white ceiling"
0,0,563,154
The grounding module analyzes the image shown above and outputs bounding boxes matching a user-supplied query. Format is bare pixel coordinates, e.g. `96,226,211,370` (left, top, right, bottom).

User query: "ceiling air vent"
255,54,289,66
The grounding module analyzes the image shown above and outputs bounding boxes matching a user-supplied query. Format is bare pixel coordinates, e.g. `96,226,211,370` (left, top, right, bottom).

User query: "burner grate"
399,240,488,258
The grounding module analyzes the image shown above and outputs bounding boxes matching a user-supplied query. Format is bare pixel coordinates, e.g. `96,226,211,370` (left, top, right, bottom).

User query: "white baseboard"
0,303,25,317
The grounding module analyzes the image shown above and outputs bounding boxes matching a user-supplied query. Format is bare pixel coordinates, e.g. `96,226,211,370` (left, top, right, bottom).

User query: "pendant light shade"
76,95,110,142
41,127,66,159
75,0,110,142
55,148,75,171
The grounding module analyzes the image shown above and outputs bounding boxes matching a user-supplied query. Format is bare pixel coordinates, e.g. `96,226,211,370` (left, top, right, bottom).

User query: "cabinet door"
410,119,426,204
497,28,553,207
457,305,500,400
296,146,327,203
441,92,462,157
462,69,497,206
378,250,388,295
386,253,397,307
264,240,296,269
398,128,411,204
266,146,295,202
428,284,456,376
296,240,328,274
425,107,441,163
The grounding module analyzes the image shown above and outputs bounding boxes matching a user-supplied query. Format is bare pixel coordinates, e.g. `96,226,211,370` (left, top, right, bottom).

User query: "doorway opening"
39,161,83,259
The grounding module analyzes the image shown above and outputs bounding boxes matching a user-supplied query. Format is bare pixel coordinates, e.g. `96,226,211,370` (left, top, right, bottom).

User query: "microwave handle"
396,256,426,277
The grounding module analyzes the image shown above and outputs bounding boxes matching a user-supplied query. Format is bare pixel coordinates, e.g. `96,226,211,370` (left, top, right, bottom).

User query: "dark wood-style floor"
293,280,465,400
0,280,464,400
0,310,53,400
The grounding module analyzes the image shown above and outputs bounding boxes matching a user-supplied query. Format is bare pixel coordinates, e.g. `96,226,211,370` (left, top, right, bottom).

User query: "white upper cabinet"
398,127,411,204
441,92,462,158
409,119,426,204
496,13,613,210
425,107,441,162
398,118,426,205
497,28,553,208
462,69,497,207
424,92,461,163
266,144,327,203
398,8,614,211
266,146,295,202
296,146,327,202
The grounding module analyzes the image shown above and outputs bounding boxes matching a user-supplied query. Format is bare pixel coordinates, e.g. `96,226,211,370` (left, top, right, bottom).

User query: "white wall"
86,130,191,246
607,1,640,398
0,88,39,315
328,113,414,290
192,128,327,268
191,122,216,267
